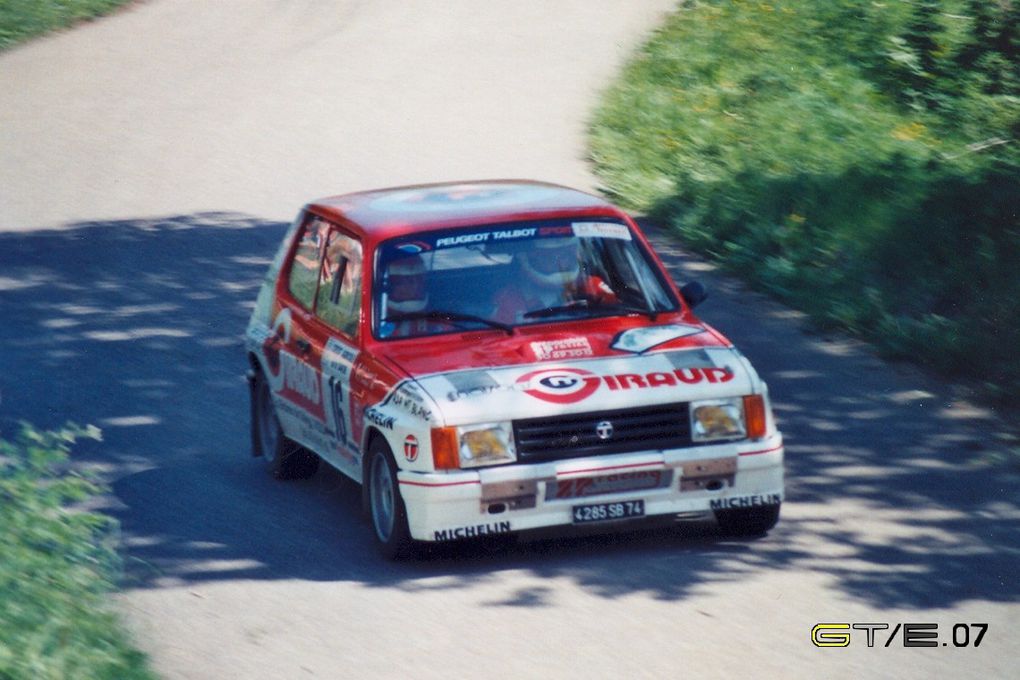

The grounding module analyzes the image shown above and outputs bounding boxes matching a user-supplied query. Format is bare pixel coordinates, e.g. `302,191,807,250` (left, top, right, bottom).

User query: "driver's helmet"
519,238,579,286
385,254,428,314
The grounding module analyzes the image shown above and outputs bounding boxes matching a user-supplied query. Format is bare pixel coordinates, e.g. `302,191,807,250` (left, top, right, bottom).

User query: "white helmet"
519,238,579,286
385,255,429,313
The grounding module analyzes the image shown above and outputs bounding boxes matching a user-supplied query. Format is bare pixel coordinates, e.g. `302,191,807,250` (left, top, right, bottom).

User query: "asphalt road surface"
1,2,1018,679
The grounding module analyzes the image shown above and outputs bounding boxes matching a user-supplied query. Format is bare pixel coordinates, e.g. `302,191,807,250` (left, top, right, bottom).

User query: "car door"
312,226,364,476
274,214,364,478
273,214,331,451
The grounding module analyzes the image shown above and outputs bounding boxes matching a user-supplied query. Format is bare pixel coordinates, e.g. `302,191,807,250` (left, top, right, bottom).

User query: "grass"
590,0,1020,403
0,424,155,680
0,0,133,51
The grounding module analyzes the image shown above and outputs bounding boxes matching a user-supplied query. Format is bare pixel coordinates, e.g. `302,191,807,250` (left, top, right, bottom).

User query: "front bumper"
397,434,784,542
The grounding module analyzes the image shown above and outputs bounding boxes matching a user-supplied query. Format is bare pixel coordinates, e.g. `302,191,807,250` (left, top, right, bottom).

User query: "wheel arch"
247,351,266,376
247,352,265,457
360,426,389,514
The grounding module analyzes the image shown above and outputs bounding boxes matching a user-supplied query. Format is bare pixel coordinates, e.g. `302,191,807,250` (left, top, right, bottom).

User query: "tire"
714,504,780,537
366,438,413,559
252,369,319,480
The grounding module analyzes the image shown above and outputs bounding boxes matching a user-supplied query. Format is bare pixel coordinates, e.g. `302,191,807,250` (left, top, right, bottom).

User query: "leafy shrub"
0,0,132,51
591,0,1020,402
0,424,154,680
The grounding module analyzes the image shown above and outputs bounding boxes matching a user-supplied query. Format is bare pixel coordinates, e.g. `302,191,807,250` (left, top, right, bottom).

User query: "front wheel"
252,369,319,480
366,439,413,559
714,504,780,537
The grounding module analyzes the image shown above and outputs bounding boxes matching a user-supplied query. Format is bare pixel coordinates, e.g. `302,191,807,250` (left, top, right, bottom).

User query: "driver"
493,237,616,324
380,254,432,338
386,254,428,314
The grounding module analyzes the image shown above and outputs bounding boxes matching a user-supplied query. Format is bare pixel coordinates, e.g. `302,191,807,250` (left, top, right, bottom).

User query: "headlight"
458,422,516,468
431,422,517,469
690,397,746,443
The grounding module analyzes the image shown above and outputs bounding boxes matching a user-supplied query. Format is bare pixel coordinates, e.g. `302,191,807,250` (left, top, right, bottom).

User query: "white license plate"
572,499,645,524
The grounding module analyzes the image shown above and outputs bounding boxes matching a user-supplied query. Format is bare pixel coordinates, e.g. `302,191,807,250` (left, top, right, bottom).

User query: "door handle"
294,338,311,354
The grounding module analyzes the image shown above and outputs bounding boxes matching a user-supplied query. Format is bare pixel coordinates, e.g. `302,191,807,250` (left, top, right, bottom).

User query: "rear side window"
285,215,364,338
287,217,328,309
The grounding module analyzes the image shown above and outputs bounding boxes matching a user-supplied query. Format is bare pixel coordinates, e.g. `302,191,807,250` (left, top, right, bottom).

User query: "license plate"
572,499,645,524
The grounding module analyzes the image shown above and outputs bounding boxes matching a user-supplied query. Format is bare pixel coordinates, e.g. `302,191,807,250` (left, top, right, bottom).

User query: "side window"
288,217,328,310
316,229,363,338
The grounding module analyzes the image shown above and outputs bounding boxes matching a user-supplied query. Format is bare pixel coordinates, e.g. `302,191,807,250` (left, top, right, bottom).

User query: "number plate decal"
572,499,645,524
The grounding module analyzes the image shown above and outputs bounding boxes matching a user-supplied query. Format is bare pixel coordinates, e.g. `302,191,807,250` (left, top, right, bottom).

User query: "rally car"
246,181,783,558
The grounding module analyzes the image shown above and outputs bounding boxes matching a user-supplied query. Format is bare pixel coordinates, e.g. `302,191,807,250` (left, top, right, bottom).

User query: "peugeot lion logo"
595,420,614,441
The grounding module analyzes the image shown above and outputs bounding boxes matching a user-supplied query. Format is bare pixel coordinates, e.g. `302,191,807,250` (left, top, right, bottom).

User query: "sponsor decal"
612,324,706,354
530,337,594,361
604,367,734,389
323,338,358,376
445,371,501,402
551,470,671,500
394,384,425,404
262,308,325,420
388,219,635,254
436,232,491,248
665,349,714,370
491,227,538,241
364,407,395,430
516,367,601,404
379,383,433,422
275,399,321,429
709,493,782,510
572,222,632,241
263,308,291,379
538,225,574,236
274,400,348,460
280,352,322,405
433,521,512,542
406,403,432,421
517,366,734,404
403,435,420,462
434,227,539,249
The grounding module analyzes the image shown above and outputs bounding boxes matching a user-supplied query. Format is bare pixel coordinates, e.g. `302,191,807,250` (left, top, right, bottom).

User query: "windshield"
374,219,678,339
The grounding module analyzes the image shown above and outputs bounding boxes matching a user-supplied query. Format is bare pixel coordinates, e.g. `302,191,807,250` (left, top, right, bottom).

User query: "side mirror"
680,281,708,309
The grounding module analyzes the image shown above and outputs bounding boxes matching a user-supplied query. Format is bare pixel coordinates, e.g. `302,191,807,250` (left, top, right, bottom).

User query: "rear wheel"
714,504,780,537
367,438,412,559
252,369,319,480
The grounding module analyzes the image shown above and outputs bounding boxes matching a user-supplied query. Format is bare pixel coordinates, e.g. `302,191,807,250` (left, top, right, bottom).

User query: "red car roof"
305,180,625,241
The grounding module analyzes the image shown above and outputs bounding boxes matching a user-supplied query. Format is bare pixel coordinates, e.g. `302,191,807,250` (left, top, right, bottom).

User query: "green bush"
0,0,132,51
0,424,154,680
591,0,1020,402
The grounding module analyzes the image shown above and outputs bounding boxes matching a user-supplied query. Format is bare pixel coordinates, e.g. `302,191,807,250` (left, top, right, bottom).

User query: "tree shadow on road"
1,214,1017,610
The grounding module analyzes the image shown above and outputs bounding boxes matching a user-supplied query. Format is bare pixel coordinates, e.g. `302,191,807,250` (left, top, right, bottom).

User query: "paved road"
1,2,1018,679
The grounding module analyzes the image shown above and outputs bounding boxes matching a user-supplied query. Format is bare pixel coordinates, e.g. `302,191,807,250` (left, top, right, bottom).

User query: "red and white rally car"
246,181,783,557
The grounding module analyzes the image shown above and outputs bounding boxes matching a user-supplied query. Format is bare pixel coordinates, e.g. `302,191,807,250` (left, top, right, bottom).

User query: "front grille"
513,402,691,461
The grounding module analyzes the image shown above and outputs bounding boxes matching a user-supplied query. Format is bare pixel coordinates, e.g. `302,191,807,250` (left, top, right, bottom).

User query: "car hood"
385,321,759,424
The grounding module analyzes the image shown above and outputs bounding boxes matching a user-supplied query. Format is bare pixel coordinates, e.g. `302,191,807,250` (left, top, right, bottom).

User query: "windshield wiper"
523,299,659,321
383,310,514,335
592,301,660,321
522,300,592,319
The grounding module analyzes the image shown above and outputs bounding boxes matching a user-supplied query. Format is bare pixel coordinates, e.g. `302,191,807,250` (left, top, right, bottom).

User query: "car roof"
305,180,624,240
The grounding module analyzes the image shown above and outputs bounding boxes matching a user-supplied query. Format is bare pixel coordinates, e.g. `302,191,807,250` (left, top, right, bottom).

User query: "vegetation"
0,424,154,680
0,0,132,51
591,0,1019,402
